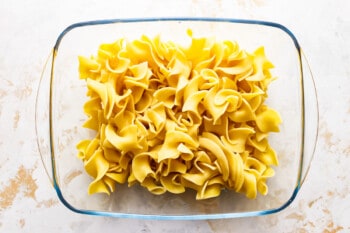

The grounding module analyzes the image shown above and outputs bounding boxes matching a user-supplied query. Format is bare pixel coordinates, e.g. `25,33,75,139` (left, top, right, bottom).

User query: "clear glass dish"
35,18,318,220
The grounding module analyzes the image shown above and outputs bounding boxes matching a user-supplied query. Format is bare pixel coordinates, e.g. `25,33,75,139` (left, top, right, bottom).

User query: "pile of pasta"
76,30,282,200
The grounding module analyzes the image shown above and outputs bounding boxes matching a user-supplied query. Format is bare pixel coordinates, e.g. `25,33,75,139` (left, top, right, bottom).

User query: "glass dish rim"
47,17,307,220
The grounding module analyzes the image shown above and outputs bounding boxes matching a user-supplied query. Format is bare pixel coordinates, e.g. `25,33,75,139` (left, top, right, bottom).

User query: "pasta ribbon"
77,30,281,200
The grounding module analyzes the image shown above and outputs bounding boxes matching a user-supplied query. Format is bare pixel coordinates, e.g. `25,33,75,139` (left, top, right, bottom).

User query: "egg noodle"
76,30,281,200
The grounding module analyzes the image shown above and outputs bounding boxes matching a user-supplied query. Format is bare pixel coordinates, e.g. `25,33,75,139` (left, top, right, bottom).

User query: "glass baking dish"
35,18,318,220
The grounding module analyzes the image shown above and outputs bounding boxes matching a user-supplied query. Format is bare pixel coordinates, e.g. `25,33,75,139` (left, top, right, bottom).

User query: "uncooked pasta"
76,30,281,200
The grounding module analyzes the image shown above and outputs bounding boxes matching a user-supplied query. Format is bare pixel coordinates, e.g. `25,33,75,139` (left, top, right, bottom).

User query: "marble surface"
0,0,349,232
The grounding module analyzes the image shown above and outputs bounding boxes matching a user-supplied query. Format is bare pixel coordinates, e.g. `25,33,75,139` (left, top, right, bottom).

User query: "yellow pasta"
77,30,282,200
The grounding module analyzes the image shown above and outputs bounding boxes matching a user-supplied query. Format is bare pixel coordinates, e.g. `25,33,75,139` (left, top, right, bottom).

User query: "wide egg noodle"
76,30,282,199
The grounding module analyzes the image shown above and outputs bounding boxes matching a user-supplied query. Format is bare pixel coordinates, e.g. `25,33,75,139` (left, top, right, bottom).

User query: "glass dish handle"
35,51,54,186
300,50,319,187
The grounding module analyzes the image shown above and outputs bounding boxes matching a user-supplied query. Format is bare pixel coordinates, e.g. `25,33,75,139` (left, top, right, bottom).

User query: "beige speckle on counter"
64,170,83,185
36,198,59,208
0,165,38,210
19,218,25,228
286,212,305,221
13,111,20,129
308,196,322,208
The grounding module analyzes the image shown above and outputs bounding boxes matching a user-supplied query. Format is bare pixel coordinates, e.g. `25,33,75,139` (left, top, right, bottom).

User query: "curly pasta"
76,30,281,200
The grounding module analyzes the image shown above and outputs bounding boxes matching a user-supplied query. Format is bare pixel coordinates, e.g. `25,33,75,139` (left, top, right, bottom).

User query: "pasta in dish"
76,30,281,200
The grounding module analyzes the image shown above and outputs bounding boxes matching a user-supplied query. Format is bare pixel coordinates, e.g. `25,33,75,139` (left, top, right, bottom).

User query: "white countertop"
0,0,349,232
